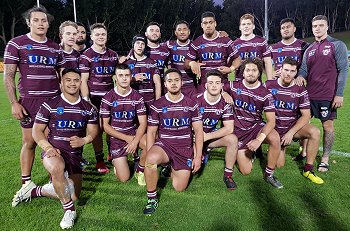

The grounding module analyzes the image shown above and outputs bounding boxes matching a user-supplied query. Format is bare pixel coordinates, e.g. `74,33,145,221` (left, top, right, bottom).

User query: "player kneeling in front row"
224,58,283,189
12,68,99,229
143,68,203,215
196,70,238,189
265,57,323,184
100,64,147,183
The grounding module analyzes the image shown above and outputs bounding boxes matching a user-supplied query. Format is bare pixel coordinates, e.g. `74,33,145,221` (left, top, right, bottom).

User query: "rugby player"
196,69,238,189
265,58,323,184
59,21,80,69
296,15,349,172
73,22,88,54
80,23,119,173
13,68,98,229
143,68,203,215
4,6,65,201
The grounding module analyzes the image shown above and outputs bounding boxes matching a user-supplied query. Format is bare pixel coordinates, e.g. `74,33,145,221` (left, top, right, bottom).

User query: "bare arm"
80,72,90,99
32,122,61,157
146,125,158,151
204,120,234,142
153,74,162,100
263,56,274,80
192,120,204,173
125,115,147,154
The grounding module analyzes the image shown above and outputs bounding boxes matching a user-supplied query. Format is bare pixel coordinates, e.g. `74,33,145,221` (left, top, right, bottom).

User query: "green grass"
1,72,350,231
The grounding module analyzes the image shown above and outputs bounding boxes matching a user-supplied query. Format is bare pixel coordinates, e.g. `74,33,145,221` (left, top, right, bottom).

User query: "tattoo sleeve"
4,64,18,104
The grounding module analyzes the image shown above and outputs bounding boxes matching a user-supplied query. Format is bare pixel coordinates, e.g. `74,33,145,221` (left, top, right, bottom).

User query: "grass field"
1,68,350,231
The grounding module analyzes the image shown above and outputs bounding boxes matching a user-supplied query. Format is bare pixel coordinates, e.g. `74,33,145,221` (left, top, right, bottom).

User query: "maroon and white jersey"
79,47,119,96
186,33,239,82
166,40,196,89
4,33,65,98
148,94,202,148
269,39,309,71
224,80,275,131
196,92,233,133
35,94,98,154
148,43,170,78
61,46,80,69
124,56,160,103
264,79,310,135
100,87,146,136
233,35,271,81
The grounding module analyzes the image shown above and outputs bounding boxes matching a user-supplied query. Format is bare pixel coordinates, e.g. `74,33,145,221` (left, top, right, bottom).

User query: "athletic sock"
147,190,157,199
31,186,43,198
304,164,314,172
136,164,145,173
264,166,274,177
22,175,31,184
95,151,104,163
62,199,75,212
224,167,233,178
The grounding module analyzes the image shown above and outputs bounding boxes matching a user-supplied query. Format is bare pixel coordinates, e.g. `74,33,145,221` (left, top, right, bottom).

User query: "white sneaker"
12,181,36,207
135,171,146,186
60,210,77,229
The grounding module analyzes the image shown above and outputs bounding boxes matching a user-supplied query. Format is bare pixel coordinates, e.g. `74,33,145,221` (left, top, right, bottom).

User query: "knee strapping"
145,162,157,169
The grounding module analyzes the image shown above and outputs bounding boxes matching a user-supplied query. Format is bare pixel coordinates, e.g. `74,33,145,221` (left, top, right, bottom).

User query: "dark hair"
146,21,161,30
240,58,264,76
62,68,81,77
90,23,107,32
280,18,295,26
201,11,216,21
175,20,189,29
76,22,86,28
312,15,328,24
164,68,182,80
205,69,223,80
132,34,147,47
23,6,54,25
282,57,298,67
116,63,131,72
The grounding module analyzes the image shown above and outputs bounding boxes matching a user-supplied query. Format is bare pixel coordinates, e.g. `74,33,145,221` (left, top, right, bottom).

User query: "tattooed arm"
4,64,27,120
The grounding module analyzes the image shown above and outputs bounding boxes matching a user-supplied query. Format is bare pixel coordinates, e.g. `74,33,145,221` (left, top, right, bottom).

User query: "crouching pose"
12,68,99,229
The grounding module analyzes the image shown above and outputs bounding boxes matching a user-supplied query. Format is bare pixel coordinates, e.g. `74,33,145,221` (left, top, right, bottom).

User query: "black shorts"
310,100,336,121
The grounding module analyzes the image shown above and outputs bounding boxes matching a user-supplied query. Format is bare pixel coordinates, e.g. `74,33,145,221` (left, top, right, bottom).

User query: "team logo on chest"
131,101,136,106
26,44,33,50
322,48,330,56
93,57,100,62
113,101,118,107
183,106,189,112
199,107,205,114
215,109,221,115
271,89,278,95
162,106,168,113
56,107,64,115
236,88,242,95
199,44,206,49
172,45,177,51
81,110,87,116
277,48,282,53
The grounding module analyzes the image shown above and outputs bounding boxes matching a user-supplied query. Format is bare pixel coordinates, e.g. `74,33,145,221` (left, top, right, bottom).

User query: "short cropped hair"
240,58,263,75
201,11,216,21
205,69,223,80
146,21,161,30
312,15,328,24
175,20,189,29
76,22,86,28
116,63,131,72
23,6,54,25
240,13,254,24
164,68,182,81
282,57,298,67
90,23,107,32
62,68,81,77
59,21,78,39
280,18,295,26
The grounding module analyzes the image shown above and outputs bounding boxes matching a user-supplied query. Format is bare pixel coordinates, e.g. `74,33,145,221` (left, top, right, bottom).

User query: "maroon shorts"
19,97,48,128
42,150,83,175
235,123,264,150
154,139,193,171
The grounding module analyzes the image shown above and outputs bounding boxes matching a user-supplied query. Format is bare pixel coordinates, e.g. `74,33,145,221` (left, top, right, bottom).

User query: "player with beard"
80,23,119,173
4,6,65,202
59,21,80,69
100,64,147,183
233,14,273,81
13,68,99,229
296,15,349,172
143,68,203,215
184,11,241,93
196,70,238,189
265,58,323,184
165,20,197,96
73,22,88,54
224,58,283,189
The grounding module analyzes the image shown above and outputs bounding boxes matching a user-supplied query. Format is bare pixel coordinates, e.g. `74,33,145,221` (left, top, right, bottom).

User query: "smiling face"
28,11,49,37
175,23,190,43
91,27,107,47
61,71,81,96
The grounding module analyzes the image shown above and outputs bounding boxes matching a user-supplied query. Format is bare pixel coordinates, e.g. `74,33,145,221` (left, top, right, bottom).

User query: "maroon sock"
304,164,314,172
224,167,233,178
264,166,274,177
147,190,157,199
136,164,145,173
31,186,43,198
21,175,31,184
62,199,75,212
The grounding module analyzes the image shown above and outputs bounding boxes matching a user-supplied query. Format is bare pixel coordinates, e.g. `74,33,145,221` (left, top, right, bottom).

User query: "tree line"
1,0,349,53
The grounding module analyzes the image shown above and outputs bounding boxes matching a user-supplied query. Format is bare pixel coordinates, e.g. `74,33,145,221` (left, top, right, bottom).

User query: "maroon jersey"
265,79,310,136
148,94,202,148
187,34,239,83
100,88,146,134
61,46,80,69
4,33,65,98
196,92,233,133
148,43,170,78
35,94,98,154
233,35,271,81
124,56,160,103
269,39,309,71
79,47,119,96
166,40,196,89
225,80,275,131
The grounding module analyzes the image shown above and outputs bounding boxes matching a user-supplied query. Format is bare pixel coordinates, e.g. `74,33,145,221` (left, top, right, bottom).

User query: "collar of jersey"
61,93,81,105
165,93,184,103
